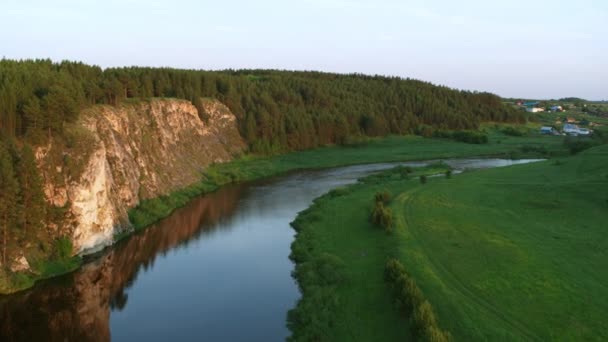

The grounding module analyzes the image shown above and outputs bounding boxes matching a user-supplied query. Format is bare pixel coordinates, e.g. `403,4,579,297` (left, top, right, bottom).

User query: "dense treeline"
1,58,524,153
0,140,46,267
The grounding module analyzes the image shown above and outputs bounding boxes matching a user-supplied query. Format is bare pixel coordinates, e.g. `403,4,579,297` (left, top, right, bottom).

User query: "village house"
526,107,545,113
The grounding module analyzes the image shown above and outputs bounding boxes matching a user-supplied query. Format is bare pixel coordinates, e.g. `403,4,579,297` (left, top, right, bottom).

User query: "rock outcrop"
37,98,245,254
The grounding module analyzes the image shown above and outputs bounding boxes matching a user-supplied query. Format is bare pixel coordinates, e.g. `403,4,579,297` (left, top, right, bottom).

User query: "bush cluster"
432,130,489,144
451,130,489,144
385,259,452,342
371,192,393,232
501,126,526,136
564,137,597,155
395,166,413,179
289,205,346,341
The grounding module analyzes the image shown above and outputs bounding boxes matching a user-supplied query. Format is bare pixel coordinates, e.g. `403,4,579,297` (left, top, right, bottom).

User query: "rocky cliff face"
37,98,245,254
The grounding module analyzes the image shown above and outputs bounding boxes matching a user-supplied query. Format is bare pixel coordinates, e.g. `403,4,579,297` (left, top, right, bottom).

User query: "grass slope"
289,144,608,341
394,145,608,340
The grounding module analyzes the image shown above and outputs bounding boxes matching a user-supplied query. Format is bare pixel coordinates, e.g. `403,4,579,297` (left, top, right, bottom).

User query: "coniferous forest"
1,58,524,151
0,58,525,267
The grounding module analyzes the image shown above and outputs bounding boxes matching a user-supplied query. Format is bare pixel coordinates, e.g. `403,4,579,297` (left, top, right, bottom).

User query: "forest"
0,58,525,151
0,58,525,268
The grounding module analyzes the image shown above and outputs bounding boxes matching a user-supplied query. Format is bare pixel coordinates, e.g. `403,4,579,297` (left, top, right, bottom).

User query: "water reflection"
0,184,244,342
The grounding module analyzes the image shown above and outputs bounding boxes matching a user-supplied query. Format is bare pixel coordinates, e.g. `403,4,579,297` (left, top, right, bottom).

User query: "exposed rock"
37,98,246,254
10,255,30,273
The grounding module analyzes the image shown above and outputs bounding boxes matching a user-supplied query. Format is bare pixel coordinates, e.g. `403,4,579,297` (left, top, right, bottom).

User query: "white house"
526,107,545,113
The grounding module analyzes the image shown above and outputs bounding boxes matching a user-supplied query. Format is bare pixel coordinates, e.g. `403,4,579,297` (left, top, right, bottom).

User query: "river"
0,158,542,341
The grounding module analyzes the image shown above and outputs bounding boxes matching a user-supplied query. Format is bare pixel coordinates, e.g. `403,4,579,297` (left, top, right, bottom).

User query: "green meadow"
289,144,608,341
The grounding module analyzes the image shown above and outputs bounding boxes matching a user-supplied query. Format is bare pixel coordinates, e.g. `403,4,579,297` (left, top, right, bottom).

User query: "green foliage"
371,201,393,232
1,59,523,153
420,175,428,184
374,190,392,204
394,165,414,179
564,136,597,154
16,144,46,237
445,169,452,179
385,259,452,342
501,126,527,136
289,204,347,341
54,237,73,260
0,142,20,267
451,130,489,144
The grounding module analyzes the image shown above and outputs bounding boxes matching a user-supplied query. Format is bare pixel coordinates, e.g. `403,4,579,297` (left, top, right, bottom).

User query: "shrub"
371,202,393,232
395,166,413,179
452,130,489,144
445,170,452,179
374,191,392,204
384,258,406,282
501,126,526,136
384,259,452,341
54,237,73,260
432,130,453,139
412,300,438,333
420,175,427,184
416,125,435,138
564,136,596,154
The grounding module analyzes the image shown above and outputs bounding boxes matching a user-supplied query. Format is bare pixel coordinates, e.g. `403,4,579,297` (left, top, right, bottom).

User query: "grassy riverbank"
0,249,82,295
288,144,608,340
288,165,452,341
127,131,567,232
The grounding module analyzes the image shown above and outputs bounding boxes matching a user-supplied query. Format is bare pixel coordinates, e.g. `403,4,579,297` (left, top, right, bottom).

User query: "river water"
0,158,542,342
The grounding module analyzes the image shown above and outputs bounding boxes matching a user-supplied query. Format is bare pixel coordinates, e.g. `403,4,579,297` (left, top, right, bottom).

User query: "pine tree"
0,144,20,266
23,96,43,130
17,144,46,238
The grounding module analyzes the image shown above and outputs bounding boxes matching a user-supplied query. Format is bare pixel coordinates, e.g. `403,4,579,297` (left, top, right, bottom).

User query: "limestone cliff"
36,98,245,254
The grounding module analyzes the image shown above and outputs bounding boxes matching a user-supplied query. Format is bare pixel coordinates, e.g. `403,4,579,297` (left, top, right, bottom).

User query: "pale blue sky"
1,0,606,99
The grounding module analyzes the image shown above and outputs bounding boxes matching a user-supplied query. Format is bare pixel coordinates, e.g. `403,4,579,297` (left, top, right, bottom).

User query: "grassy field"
289,144,608,341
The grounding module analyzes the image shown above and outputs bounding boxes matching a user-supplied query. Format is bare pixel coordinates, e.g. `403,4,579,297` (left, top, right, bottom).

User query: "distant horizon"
1,0,606,100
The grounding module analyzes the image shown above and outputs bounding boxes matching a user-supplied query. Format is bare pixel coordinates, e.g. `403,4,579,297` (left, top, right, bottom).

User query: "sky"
1,0,607,100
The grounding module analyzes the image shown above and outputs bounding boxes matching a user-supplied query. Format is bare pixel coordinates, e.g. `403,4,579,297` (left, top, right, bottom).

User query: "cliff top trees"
16,144,46,238
0,143,19,266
